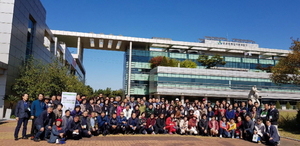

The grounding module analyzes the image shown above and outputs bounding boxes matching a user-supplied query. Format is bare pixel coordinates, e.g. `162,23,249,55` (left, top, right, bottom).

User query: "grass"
278,110,300,140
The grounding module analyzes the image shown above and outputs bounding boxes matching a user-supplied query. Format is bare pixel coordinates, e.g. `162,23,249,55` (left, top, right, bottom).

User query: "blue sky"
40,0,300,90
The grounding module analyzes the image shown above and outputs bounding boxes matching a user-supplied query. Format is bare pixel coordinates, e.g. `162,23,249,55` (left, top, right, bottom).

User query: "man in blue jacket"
33,106,55,142
14,94,31,140
264,120,280,145
117,112,127,134
127,113,139,134
97,112,109,136
109,113,119,134
30,94,46,136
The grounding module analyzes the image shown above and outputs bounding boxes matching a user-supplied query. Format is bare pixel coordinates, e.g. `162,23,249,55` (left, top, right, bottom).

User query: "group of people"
13,93,280,145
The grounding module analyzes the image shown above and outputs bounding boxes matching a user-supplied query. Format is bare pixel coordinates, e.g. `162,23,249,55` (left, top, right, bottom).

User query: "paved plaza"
0,120,299,146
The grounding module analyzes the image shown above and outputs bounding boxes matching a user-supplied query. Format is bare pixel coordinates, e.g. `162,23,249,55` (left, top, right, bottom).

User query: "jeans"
228,130,235,137
14,118,29,138
35,125,51,139
219,128,230,137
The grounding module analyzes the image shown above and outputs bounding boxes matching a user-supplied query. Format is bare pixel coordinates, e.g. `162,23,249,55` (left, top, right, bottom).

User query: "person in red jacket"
209,116,219,136
165,113,176,134
188,115,198,135
146,114,156,134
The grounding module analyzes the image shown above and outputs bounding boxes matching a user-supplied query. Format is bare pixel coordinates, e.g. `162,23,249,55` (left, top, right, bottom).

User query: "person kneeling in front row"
48,119,65,143
66,115,82,140
33,106,55,142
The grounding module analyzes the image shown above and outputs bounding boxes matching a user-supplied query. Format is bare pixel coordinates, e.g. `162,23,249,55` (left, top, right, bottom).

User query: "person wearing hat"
30,94,46,138
44,96,51,109
33,106,55,142
109,101,118,117
48,119,65,143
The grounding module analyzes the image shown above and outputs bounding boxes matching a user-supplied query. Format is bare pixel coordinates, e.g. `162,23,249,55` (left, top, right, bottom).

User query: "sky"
40,0,300,90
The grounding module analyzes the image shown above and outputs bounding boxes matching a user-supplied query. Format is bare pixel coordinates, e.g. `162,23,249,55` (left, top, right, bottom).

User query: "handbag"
252,134,259,142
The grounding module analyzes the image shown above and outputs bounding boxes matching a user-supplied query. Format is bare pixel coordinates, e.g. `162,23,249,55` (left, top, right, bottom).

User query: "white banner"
61,92,77,116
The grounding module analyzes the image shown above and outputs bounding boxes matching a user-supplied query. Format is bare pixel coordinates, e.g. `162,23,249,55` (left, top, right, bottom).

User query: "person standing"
30,94,46,138
14,94,31,140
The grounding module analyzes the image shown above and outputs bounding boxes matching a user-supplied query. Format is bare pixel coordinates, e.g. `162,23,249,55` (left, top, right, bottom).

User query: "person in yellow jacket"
227,118,236,139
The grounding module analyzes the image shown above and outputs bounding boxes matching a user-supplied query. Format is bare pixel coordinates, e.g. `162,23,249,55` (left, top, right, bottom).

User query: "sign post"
61,92,77,116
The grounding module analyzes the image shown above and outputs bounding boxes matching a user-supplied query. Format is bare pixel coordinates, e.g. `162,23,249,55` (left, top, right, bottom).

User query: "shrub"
286,102,291,109
276,100,281,109
296,101,300,110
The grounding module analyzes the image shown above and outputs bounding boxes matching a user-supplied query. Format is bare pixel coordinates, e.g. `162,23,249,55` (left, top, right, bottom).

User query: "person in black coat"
66,115,82,140
33,106,55,142
80,111,92,137
14,94,31,140
198,114,209,136
155,114,166,134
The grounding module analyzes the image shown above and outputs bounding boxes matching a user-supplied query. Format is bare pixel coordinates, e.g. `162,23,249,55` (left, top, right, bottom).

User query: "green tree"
12,57,93,101
276,100,282,109
296,101,300,110
180,60,197,68
270,40,300,85
3,95,19,109
197,54,226,69
160,56,170,66
286,102,291,109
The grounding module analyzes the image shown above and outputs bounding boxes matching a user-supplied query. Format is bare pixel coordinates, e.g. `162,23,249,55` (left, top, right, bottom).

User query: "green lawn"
278,110,300,140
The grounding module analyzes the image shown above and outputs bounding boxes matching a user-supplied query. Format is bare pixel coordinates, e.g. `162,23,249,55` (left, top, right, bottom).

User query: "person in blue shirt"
225,105,235,120
30,94,46,137
97,112,109,136
33,106,55,142
14,94,31,140
127,113,139,134
117,112,127,134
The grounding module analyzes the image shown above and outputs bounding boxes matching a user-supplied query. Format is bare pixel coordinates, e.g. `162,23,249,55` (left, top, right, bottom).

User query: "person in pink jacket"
209,116,219,136
116,102,125,116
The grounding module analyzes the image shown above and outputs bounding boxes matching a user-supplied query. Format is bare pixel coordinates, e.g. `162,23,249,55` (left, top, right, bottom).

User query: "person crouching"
48,119,65,143
66,115,82,140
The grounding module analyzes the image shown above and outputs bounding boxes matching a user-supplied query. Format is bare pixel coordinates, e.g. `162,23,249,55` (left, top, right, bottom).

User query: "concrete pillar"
156,95,160,99
181,95,184,105
127,42,132,97
227,97,230,104
77,37,83,62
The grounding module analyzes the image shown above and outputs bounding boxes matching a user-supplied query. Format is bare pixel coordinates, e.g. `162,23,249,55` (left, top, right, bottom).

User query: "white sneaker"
220,135,222,138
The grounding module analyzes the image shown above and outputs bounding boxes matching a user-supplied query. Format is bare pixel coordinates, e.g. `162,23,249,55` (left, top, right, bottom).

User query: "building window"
26,16,36,60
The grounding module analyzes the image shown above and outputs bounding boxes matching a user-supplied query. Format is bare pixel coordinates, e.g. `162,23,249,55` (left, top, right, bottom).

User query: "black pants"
81,129,91,137
109,126,120,134
198,128,208,136
14,118,29,138
30,118,37,136
154,125,166,134
99,124,109,134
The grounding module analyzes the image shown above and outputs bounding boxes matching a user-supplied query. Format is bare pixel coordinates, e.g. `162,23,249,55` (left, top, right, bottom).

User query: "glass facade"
125,49,297,96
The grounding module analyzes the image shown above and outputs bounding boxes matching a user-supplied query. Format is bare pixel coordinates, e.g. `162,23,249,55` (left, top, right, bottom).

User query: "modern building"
52,31,300,104
1,0,299,119
0,0,85,117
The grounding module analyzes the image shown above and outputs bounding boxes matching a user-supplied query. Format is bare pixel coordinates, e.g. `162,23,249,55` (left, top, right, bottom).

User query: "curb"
282,136,300,142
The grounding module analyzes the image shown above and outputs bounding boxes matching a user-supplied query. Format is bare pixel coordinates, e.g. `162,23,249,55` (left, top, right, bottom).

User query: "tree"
286,102,291,109
270,40,300,85
276,100,281,109
256,64,273,73
3,95,19,109
12,57,93,101
197,54,226,69
149,56,164,69
180,60,197,68
296,101,300,110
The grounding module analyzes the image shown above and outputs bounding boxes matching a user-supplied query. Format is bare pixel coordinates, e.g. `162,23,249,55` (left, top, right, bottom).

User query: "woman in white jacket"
179,116,189,134
254,118,266,142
